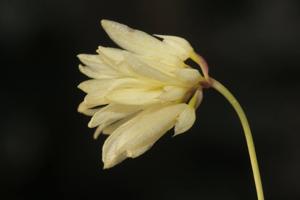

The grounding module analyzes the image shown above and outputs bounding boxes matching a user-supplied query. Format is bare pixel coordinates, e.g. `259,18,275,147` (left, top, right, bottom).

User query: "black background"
1,0,300,199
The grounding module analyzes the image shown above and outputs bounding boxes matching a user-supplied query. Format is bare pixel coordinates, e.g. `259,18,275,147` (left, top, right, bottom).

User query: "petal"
77,102,101,116
101,20,184,67
101,20,165,56
78,54,119,75
194,89,203,109
102,103,187,168
93,124,105,139
78,79,116,93
174,106,196,136
175,68,203,84
136,55,180,75
158,86,187,102
84,90,109,108
106,88,162,105
78,64,118,79
126,144,153,158
154,35,193,60
174,90,203,136
77,54,103,67
188,89,203,109
78,65,102,79
97,46,124,65
88,104,142,128
122,52,184,86
82,77,162,107
102,112,140,135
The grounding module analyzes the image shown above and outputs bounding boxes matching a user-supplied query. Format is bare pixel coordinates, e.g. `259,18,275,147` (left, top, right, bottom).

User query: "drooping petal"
101,19,185,67
77,102,102,116
194,89,203,109
83,90,109,108
82,77,162,107
97,46,125,65
174,106,196,136
88,104,142,128
158,86,187,102
136,55,181,75
77,54,103,67
102,103,187,168
122,52,185,86
101,20,164,55
106,88,162,105
79,65,116,79
154,35,193,60
102,112,140,135
126,144,153,158
175,68,203,85
77,79,116,93
174,89,203,135
78,54,120,76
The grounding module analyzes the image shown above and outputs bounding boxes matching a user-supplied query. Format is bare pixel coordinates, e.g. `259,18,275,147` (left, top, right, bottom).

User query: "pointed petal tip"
101,19,120,31
100,19,110,27
102,163,111,169
76,54,81,59
77,102,85,113
77,54,88,62
87,120,93,128
102,158,117,169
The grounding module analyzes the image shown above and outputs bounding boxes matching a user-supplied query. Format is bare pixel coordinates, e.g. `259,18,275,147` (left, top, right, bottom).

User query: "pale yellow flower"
78,20,265,200
78,20,204,168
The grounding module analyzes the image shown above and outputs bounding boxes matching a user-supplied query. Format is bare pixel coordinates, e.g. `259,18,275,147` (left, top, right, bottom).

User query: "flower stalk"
210,78,264,200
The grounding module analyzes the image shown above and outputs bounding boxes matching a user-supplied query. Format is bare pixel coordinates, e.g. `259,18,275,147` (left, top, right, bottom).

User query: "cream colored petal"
101,20,165,56
97,46,124,64
93,124,105,139
155,55,186,68
123,53,184,86
78,79,115,93
174,89,203,136
82,77,162,107
78,54,120,74
106,88,162,105
77,102,101,116
78,65,102,79
194,89,203,109
154,35,193,60
77,54,103,67
102,112,139,135
175,68,203,84
136,55,179,75
126,144,153,158
78,78,159,94
174,106,196,136
95,112,141,138
88,104,141,128
101,20,184,67
158,86,187,102
78,64,118,79
83,91,109,108
102,103,187,168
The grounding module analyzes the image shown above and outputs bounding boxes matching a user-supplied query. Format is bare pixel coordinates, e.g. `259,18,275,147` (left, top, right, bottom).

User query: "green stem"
210,78,264,200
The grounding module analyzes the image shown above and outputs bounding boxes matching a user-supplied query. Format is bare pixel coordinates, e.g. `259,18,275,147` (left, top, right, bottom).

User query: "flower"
78,20,207,168
77,19,265,200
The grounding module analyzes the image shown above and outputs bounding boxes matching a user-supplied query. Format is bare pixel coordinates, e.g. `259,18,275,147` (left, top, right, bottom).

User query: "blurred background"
0,0,299,199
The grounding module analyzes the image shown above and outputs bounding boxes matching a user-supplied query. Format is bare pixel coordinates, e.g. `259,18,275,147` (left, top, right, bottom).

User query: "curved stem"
210,78,264,200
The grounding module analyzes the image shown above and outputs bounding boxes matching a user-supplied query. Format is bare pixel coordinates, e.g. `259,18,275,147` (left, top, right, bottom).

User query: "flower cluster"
78,20,206,168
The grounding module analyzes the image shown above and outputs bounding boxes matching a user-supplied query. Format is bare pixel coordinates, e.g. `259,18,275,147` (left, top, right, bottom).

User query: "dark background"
1,0,299,199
